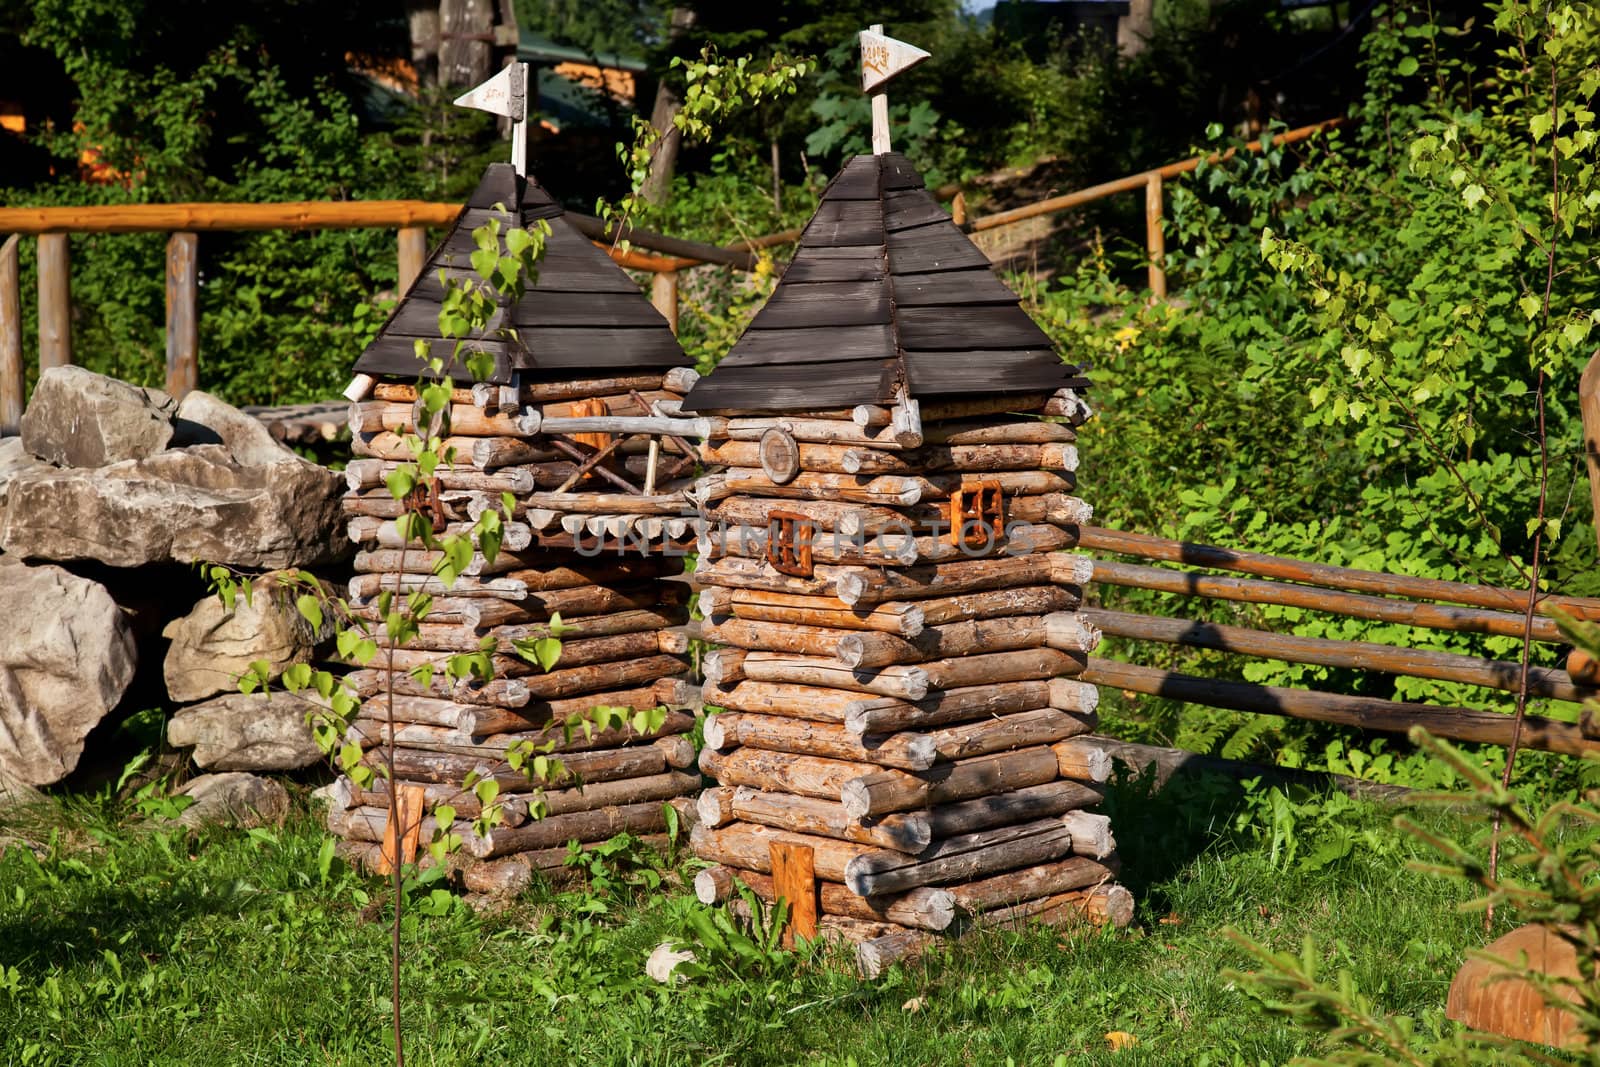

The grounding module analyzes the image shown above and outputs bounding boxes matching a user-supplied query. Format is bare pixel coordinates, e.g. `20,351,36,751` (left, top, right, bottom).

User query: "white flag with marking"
859,30,930,92
454,63,528,121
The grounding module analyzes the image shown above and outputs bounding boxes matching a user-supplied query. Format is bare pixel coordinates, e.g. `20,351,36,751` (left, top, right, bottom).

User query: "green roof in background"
516,30,649,73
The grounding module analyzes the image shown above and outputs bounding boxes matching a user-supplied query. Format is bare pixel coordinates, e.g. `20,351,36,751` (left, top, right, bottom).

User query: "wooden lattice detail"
949,480,1006,547
767,510,815,577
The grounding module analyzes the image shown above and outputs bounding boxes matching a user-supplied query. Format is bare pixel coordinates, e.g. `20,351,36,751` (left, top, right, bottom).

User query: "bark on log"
1052,738,1113,783
1084,608,1593,704
722,415,921,449
844,817,1077,896
460,677,692,735
1081,658,1599,756
856,927,935,977
839,443,1077,476
346,669,529,708
839,746,1063,819
698,745,875,802
690,820,873,883
697,865,956,932
346,516,534,552
921,419,1076,446
704,712,938,771
696,784,931,853
348,400,540,437
923,780,1104,841
368,739,674,788
701,679,859,723
843,681,1051,736
702,587,926,637
834,613,1100,669
834,553,1094,606
738,652,931,700
464,800,671,858
946,854,1117,914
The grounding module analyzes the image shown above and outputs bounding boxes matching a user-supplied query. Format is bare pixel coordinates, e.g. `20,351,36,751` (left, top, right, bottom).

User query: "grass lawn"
0,771,1504,1066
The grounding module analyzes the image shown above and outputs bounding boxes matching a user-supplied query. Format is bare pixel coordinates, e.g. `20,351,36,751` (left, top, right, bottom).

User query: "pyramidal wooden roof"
352,162,690,385
679,152,1088,413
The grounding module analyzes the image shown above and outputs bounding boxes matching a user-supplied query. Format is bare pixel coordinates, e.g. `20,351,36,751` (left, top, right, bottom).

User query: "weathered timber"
1081,658,1600,756
518,655,687,701
344,460,537,496
845,681,1056,735
1060,810,1116,860
346,517,534,552
984,884,1135,930
367,739,676,789
738,652,930,700
346,669,529,708
460,677,693,735
705,712,938,771
702,649,748,687
920,648,1086,691
835,612,1101,668
1052,738,1113,783
923,780,1104,841
833,552,1093,606
365,630,667,678
1084,608,1593,704
1078,525,1600,621
464,800,672,858
856,927,935,977
382,608,685,651
717,469,926,506
921,419,1077,445
351,712,694,757
696,785,931,853
702,587,926,637
699,746,877,802
698,865,955,932
690,820,873,883
348,400,540,437
700,679,858,723
839,745,1063,819
838,442,1077,475
770,840,820,946
693,556,840,597
923,708,1091,762
1090,558,1563,643
723,415,921,449
844,817,1077,896
946,854,1117,914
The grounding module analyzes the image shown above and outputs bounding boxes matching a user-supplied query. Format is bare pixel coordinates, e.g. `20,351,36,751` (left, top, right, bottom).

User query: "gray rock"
161,574,323,703
0,437,49,512
0,443,345,569
167,692,323,770
0,559,138,786
20,366,175,468
176,772,289,829
172,389,300,467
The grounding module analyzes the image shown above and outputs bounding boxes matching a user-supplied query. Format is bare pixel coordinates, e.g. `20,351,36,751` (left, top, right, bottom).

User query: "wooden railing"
0,200,726,433
1077,525,1600,759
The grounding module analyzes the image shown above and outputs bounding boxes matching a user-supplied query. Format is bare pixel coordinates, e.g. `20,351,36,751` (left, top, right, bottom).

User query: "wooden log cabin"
678,147,1129,974
330,161,704,888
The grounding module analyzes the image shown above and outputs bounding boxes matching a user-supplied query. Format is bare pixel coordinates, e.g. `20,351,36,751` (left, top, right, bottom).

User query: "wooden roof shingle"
351,162,689,385
680,152,1084,413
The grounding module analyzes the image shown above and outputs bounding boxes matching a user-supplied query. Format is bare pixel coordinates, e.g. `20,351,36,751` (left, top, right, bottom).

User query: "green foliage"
1227,728,1600,1065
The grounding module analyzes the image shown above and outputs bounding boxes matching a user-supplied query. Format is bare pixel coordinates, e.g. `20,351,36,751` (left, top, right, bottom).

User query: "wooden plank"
748,282,891,329
385,290,666,334
896,306,1054,350
1084,608,1595,704
1091,558,1565,642
164,232,198,398
1078,525,1600,621
510,327,689,369
376,782,428,875
892,268,1020,307
37,233,69,369
1082,658,1599,757
881,153,925,191
679,360,899,412
883,192,951,232
781,255,885,284
720,324,894,366
887,226,990,274
822,158,881,200
798,216,884,248
0,234,20,435
905,352,1081,395
770,841,819,947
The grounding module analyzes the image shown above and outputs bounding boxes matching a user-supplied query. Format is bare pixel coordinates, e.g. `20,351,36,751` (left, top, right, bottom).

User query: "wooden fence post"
652,270,679,335
0,234,20,434
37,232,70,370
165,232,198,398
398,226,428,292
770,840,818,948
1144,172,1167,299
1580,351,1600,560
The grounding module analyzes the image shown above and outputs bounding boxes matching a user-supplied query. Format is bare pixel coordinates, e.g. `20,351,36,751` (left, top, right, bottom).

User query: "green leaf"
531,637,562,673
1397,56,1419,76
1461,183,1486,210
295,595,323,632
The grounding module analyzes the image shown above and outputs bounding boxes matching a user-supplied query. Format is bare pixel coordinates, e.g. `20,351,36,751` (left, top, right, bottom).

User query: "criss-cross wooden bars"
1077,525,1600,757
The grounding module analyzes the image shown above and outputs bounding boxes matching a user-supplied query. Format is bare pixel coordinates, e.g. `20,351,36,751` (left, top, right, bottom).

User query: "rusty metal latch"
949,480,1005,548
767,510,815,577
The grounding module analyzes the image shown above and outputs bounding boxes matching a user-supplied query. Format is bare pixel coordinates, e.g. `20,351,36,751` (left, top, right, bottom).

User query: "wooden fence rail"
1081,525,1600,758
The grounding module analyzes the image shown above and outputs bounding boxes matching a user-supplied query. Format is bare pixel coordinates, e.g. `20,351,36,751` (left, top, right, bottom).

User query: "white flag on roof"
454,63,528,121
859,29,930,93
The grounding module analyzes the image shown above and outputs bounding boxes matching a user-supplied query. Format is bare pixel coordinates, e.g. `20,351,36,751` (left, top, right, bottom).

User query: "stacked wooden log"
686,388,1129,974
324,161,706,886
677,148,1129,973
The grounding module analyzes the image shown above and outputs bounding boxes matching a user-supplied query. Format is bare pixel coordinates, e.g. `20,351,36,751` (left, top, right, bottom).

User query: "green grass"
0,774,1500,1066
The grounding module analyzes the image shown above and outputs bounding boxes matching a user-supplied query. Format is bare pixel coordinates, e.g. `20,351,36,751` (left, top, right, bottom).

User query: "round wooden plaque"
759,427,801,484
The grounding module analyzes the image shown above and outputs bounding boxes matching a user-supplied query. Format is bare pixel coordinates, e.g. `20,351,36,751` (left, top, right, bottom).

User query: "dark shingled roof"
679,152,1088,413
352,162,690,385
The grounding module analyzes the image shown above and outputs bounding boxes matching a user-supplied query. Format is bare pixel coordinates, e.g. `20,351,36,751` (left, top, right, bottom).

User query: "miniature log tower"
678,28,1129,974
327,80,708,891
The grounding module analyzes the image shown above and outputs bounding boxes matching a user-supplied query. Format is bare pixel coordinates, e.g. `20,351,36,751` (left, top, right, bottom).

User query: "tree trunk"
640,7,699,205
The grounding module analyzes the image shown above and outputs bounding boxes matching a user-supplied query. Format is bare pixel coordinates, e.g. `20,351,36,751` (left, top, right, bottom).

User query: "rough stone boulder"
0,559,138,786
0,437,48,511
0,442,345,569
20,366,175,468
162,573,326,702
167,693,323,771
176,772,289,829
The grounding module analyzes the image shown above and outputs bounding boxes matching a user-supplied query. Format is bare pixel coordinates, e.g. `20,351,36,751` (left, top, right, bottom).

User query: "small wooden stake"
376,783,428,874
165,232,198,397
37,232,70,369
1144,172,1166,298
0,234,20,434
652,270,679,334
1580,350,1600,560
770,840,818,947
398,225,428,292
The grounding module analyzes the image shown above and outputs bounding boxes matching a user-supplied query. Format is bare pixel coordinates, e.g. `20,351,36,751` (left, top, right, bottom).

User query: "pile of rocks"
0,367,346,815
